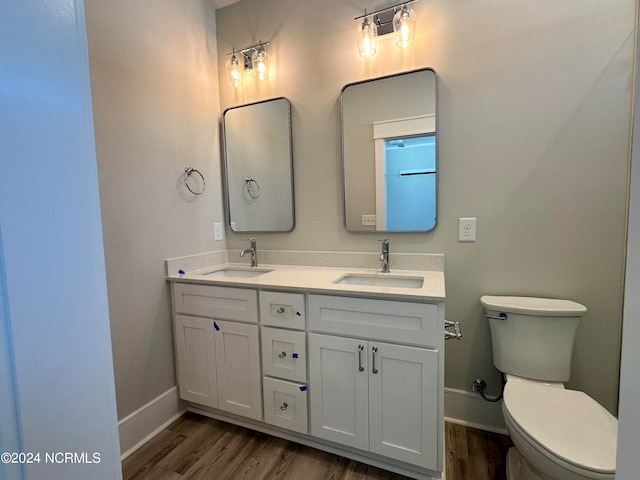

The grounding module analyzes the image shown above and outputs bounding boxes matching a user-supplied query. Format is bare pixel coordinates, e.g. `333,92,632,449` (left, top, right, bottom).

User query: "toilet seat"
503,381,617,475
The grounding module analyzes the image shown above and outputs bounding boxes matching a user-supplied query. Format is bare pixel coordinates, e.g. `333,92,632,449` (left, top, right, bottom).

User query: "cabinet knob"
280,402,288,411
277,306,285,314
278,351,287,358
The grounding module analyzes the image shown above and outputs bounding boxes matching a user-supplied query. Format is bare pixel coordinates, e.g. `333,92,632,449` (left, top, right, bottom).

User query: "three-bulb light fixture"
355,1,417,58
225,41,270,88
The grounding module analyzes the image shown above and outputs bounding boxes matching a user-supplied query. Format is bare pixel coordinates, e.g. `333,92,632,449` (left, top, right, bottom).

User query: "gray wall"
217,0,634,414
84,0,634,423
85,0,225,419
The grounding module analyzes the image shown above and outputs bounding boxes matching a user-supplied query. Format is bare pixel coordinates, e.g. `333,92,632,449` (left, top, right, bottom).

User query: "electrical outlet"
458,217,476,242
214,222,223,241
361,214,376,226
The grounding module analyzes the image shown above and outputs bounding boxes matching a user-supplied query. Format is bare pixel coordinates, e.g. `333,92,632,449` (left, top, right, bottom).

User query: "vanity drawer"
263,377,308,434
261,327,307,382
173,283,258,322
259,291,305,329
308,294,439,346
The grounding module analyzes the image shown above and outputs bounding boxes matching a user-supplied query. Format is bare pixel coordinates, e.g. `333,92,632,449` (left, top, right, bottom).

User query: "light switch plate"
214,222,223,241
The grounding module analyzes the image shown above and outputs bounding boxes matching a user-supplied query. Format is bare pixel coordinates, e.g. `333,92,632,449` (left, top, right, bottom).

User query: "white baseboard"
118,386,186,460
444,387,508,435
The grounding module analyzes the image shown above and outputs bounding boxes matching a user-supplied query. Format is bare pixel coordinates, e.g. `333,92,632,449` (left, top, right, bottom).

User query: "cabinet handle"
372,346,378,374
280,402,288,411
278,351,287,358
277,306,285,314
357,344,364,372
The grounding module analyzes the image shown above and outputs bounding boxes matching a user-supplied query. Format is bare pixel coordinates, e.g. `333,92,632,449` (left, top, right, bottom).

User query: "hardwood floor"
122,412,512,480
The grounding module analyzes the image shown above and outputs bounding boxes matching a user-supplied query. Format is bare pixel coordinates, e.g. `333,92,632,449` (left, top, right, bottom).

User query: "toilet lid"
480,295,587,316
504,381,617,473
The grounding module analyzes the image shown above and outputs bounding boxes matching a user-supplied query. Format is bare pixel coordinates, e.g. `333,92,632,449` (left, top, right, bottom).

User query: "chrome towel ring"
184,166,205,195
245,177,260,199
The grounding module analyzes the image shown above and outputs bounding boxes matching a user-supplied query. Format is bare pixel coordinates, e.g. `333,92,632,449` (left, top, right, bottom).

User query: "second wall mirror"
222,97,295,232
341,68,437,232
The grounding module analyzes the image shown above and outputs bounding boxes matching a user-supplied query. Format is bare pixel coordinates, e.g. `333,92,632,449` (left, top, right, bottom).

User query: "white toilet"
480,295,618,480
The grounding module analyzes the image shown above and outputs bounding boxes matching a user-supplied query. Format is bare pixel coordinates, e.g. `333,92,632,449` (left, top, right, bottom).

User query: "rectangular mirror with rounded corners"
222,97,295,232
341,68,437,232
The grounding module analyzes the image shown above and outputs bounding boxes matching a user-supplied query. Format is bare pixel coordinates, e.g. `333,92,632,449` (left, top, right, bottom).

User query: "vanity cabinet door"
368,342,439,469
309,334,440,470
308,333,369,450
174,315,218,408
214,320,262,421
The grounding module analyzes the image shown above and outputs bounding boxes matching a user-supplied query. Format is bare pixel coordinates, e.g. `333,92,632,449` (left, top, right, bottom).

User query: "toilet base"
506,447,545,480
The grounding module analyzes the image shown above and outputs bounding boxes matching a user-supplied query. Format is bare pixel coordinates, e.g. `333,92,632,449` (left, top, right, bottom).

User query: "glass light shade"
251,47,269,81
225,53,243,88
356,16,377,58
393,4,417,48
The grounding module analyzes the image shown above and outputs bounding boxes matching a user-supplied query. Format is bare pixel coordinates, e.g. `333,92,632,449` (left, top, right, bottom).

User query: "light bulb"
393,4,416,48
251,46,269,81
225,53,243,88
356,15,377,58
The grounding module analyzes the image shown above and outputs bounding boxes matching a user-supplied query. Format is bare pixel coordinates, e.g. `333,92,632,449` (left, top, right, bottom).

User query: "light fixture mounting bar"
353,0,416,21
225,41,270,57
225,41,271,73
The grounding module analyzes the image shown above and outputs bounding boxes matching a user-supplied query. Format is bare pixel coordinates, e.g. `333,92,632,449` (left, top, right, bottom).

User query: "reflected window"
384,134,436,230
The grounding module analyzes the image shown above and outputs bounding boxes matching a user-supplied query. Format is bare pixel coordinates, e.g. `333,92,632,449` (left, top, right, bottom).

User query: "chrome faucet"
378,238,390,273
240,237,258,267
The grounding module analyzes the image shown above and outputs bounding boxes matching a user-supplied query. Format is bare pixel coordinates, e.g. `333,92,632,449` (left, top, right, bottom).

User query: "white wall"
217,0,635,415
85,0,225,420
0,1,121,478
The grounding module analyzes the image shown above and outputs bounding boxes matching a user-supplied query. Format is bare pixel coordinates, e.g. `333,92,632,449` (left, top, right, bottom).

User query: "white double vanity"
167,252,446,480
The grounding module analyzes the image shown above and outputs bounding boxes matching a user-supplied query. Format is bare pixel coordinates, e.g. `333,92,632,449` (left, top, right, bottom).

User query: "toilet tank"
480,296,587,382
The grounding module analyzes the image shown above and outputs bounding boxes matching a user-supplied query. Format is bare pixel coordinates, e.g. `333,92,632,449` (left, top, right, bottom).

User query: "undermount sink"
334,273,424,289
202,267,273,278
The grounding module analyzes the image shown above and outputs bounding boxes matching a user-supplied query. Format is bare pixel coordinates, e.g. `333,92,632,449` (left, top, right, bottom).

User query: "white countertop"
167,262,445,302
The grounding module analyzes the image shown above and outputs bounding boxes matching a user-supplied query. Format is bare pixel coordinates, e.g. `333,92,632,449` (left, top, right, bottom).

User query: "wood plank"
122,429,187,480
125,463,184,480
446,422,469,480
465,427,511,480
157,417,234,474
122,413,512,480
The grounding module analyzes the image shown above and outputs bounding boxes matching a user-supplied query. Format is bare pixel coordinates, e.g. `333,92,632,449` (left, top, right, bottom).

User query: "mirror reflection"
222,97,295,232
341,68,437,232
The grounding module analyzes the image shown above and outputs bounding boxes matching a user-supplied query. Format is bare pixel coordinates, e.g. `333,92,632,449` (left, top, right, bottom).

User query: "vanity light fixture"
225,40,271,88
354,1,417,58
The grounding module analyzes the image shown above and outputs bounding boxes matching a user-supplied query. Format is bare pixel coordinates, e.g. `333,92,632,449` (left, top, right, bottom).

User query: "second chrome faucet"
240,237,258,267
